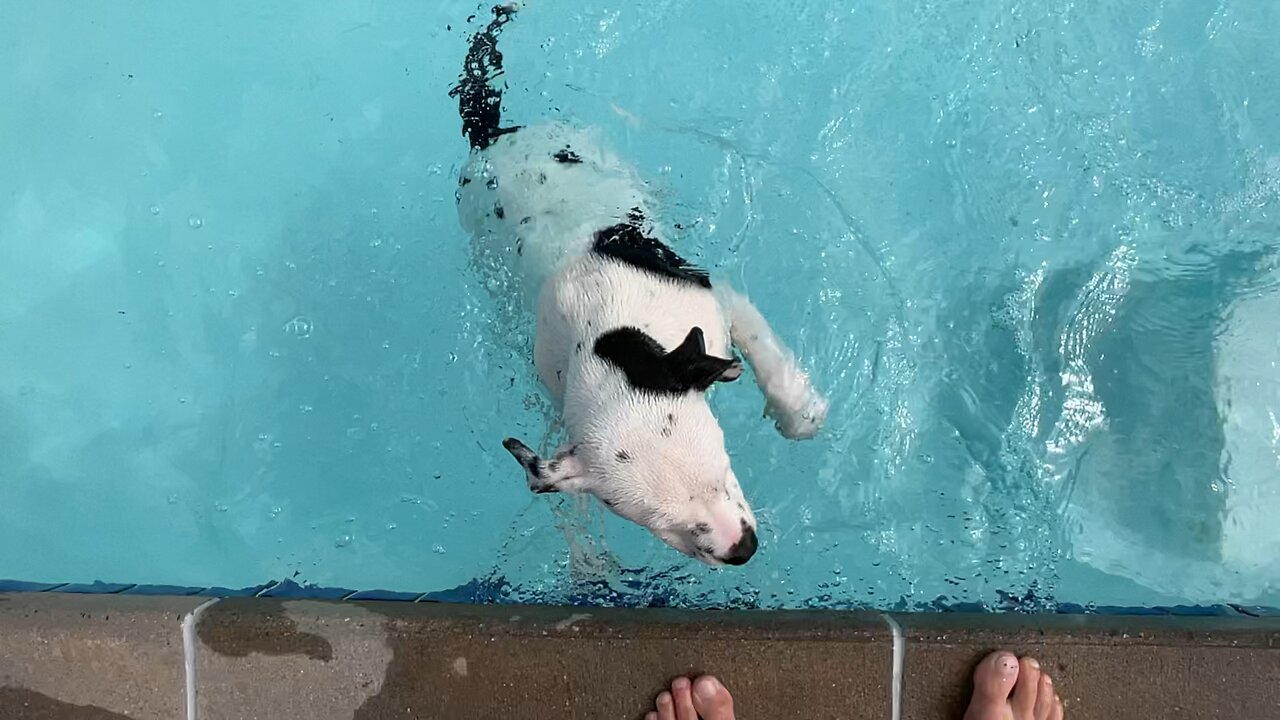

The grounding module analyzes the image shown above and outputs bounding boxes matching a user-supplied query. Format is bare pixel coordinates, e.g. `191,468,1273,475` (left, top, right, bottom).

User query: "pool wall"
2,584,1278,719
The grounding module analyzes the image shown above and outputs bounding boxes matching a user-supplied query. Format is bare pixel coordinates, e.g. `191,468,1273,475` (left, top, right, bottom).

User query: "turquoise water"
2,1,1278,609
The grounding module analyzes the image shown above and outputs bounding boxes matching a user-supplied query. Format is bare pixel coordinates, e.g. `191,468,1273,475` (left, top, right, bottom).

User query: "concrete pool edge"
2,592,1278,719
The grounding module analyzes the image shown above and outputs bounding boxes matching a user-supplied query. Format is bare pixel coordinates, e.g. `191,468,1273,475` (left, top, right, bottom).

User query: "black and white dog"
451,5,828,566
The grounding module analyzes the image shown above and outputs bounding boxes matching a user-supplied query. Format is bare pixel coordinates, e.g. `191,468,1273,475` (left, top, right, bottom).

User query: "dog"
451,5,828,566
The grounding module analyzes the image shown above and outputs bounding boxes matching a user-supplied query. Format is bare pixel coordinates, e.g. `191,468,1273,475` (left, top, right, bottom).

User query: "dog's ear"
666,327,743,391
596,326,741,394
502,438,589,494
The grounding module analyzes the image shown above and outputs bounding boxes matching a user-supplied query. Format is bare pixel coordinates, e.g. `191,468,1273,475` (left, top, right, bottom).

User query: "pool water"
2,0,1278,610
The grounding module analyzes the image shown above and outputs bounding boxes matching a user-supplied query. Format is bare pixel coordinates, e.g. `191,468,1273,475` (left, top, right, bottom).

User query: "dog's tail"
449,3,521,150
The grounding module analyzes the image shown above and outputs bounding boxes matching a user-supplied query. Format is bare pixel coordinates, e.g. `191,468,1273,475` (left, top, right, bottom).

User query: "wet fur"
450,5,827,564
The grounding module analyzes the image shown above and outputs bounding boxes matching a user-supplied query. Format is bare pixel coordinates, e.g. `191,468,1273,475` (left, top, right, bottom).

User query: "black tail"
450,4,521,150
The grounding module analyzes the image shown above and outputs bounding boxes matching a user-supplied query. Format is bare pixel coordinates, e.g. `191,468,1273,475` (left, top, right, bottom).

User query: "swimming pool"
2,0,1277,611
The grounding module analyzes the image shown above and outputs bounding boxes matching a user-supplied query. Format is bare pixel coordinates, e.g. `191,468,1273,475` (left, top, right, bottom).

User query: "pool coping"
2,589,1279,720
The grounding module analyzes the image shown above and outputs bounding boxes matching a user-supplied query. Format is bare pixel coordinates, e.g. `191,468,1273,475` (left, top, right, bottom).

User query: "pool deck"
1,591,1278,719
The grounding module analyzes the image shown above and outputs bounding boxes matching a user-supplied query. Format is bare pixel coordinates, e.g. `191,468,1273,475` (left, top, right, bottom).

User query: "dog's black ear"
596,326,741,395
666,327,743,391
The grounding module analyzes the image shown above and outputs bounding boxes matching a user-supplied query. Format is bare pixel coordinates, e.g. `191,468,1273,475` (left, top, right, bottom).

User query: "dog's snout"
721,524,757,566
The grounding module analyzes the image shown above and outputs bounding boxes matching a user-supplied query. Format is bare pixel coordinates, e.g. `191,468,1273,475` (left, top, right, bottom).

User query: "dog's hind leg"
719,286,830,440
450,4,522,150
502,438,593,494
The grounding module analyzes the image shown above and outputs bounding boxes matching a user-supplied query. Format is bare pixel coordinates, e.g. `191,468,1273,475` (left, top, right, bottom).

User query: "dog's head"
504,326,759,565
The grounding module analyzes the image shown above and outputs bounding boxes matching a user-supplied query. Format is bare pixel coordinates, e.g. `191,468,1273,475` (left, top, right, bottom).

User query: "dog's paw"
764,384,829,441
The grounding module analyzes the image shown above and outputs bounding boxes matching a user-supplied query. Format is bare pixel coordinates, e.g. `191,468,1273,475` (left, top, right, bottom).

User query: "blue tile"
0,579,66,592
122,584,206,596
193,582,278,598
939,602,988,613
258,579,353,601
345,589,425,602
1230,605,1280,617
1092,605,1169,616
58,582,136,594
1159,604,1236,617
419,576,510,603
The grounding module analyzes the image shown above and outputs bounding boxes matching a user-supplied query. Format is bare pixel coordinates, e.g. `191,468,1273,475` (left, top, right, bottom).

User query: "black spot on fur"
692,522,711,537
591,209,711,288
460,176,472,186
575,342,583,354
520,216,532,225
553,147,583,164
661,426,672,437
601,498,616,508
548,460,561,474
537,171,547,184
494,204,505,219
594,326,743,395
615,450,632,463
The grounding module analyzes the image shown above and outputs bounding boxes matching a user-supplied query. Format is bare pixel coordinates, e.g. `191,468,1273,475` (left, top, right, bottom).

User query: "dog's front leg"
719,286,829,440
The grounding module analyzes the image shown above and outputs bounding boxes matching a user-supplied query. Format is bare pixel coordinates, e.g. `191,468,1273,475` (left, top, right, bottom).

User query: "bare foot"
645,676,736,720
965,651,1065,720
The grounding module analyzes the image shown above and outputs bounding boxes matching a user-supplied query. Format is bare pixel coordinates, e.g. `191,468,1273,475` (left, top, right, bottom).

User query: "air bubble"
284,315,313,339
188,215,203,229
335,535,353,548
149,205,161,215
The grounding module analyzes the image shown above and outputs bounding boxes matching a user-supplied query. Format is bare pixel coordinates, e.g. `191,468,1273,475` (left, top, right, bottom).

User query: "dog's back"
458,122,653,304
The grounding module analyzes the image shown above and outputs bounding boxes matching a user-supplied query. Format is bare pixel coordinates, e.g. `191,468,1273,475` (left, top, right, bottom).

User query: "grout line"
182,598,220,720
881,614,903,720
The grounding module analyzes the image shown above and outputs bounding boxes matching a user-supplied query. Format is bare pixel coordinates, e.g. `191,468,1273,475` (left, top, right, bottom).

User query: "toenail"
1023,657,1040,670
673,677,690,691
994,652,1017,675
658,692,672,706
695,677,722,700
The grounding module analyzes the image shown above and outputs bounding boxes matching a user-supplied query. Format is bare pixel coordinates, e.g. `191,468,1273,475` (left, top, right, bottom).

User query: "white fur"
459,121,827,564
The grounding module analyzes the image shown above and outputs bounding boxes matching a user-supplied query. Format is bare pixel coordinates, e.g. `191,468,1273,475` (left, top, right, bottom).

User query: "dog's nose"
721,525,757,565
